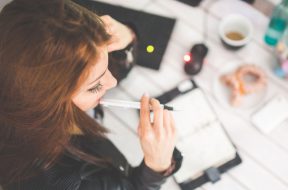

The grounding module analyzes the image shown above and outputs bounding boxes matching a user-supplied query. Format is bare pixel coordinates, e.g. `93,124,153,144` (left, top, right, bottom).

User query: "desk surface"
94,0,288,190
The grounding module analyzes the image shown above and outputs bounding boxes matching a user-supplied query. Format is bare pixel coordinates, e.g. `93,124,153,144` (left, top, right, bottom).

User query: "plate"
213,61,268,110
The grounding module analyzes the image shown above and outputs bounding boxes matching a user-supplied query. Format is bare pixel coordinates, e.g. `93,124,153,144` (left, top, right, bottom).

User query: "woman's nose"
105,70,117,90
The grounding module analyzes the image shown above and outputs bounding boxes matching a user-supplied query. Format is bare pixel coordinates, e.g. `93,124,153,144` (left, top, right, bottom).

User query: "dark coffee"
226,31,245,41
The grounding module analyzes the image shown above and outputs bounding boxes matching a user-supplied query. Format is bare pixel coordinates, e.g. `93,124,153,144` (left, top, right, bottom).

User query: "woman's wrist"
144,158,176,177
161,160,176,176
144,158,171,173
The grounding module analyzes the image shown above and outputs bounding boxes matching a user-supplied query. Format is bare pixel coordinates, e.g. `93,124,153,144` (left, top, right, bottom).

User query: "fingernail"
143,92,149,97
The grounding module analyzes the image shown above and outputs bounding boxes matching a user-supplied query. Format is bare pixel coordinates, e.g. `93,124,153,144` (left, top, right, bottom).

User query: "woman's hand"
101,15,135,52
138,94,177,173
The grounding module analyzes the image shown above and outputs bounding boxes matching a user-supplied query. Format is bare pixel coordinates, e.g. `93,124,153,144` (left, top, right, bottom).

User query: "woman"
0,0,182,189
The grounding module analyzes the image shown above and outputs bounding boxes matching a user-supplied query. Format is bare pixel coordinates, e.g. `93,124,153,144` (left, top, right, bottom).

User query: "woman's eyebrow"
88,68,108,85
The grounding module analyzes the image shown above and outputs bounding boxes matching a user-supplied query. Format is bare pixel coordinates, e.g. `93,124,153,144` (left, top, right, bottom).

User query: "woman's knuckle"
165,127,171,135
163,109,169,115
170,129,176,137
157,132,165,141
155,107,162,113
105,15,112,20
142,130,152,137
151,98,160,105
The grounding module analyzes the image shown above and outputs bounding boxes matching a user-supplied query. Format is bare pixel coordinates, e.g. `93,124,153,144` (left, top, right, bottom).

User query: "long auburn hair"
0,0,111,185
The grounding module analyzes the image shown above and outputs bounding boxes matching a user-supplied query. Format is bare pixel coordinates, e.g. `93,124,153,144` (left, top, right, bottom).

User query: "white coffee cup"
219,14,253,49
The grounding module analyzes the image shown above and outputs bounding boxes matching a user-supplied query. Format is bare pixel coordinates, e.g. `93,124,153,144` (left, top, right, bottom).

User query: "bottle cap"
264,35,278,46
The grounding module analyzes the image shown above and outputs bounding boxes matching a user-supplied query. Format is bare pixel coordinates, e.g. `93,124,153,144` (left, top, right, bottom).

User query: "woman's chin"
90,94,105,110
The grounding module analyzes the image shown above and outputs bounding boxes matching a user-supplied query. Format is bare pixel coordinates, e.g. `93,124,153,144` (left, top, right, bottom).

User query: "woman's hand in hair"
101,15,135,52
138,94,177,173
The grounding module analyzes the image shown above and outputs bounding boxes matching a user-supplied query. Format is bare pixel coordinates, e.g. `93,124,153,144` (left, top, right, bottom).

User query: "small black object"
176,0,203,7
172,148,184,176
155,79,197,104
220,39,245,50
241,0,255,4
184,43,208,75
108,42,136,82
163,105,174,111
204,167,221,183
93,105,104,120
178,153,242,190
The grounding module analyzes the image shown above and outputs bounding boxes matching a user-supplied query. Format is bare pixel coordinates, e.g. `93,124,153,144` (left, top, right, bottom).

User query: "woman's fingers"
163,110,171,136
150,98,164,133
101,15,112,25
138,96,177,172
169,112,177,142
101,15,112,33
140,94,151,131
100,15,135,52
170,112,175,131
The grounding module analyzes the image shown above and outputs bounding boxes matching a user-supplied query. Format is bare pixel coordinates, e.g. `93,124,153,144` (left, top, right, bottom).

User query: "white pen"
100,99,181,111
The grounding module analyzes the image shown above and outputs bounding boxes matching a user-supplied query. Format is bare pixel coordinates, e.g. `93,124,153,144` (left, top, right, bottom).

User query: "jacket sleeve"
78,148,183,190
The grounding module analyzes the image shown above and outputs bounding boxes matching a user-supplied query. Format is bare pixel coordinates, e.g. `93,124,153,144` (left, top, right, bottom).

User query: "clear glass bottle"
264,0,288,46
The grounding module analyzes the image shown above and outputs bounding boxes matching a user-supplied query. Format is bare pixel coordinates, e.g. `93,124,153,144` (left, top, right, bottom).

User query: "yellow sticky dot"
146,45,154,53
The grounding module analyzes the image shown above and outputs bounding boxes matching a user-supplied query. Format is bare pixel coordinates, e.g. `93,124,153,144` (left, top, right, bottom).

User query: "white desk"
97,0,288,190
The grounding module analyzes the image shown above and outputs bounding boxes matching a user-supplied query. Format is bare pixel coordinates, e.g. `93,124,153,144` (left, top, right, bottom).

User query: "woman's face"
72,46,117,111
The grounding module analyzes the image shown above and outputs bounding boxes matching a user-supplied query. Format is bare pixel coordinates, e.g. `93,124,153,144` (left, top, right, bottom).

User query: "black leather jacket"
6,135,182,190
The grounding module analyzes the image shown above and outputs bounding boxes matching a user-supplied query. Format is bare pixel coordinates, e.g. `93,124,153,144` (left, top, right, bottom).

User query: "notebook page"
170,89,217,139
169,89,236,183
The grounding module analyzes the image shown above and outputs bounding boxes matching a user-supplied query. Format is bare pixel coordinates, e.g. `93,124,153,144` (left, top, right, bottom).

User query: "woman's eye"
88,83,103,94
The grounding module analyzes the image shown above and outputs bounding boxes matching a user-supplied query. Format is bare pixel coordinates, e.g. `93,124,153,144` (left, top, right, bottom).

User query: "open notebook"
160,82,241,189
